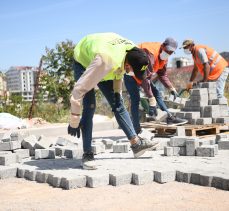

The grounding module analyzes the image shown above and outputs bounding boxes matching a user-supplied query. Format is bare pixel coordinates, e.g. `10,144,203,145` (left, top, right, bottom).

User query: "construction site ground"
1,127,229,211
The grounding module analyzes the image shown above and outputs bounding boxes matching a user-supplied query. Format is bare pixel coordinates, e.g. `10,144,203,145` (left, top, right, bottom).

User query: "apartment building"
5,66,38,101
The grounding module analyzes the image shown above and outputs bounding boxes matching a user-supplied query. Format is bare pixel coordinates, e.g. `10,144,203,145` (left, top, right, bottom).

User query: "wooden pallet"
141,122,220,137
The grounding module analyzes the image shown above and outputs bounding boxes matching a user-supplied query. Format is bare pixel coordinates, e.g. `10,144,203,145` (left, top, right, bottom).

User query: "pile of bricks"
175,82,229,125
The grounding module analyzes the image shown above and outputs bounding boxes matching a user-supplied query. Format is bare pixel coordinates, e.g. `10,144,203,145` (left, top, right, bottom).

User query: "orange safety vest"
193,45,228,80
133,42,167,85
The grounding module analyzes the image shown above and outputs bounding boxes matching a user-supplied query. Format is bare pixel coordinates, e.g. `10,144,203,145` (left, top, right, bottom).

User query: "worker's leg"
73,60,96,153
98,80,137,139
216,67,229,99
124,74,141,134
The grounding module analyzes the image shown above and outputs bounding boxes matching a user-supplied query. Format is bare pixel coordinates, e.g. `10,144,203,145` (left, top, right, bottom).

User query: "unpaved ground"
0,178,229,211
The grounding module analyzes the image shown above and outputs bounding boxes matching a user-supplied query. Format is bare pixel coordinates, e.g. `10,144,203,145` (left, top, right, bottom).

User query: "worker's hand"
148,106,158,117
68,114,81,137
186,82,193,90
170,88,179,100
68,124,81,138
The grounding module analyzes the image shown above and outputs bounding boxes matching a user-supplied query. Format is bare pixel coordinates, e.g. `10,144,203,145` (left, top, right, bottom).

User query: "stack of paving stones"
215,134,229,150
175,82,229,125
164,95,188,109
164,136,219,157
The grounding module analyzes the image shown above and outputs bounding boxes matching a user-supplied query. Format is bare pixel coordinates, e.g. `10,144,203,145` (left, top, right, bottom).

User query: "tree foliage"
40,40,75,107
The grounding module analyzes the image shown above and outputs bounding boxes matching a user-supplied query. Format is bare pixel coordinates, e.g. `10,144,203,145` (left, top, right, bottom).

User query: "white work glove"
170,87,179,100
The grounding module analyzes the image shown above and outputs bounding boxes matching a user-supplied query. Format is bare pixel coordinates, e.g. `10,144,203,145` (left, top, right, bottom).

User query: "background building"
0,71,8,101
171,57,194,68
5,66,38,101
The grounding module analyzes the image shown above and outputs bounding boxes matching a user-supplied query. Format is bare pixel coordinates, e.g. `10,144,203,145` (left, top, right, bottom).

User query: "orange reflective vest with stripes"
193,45,228,80
133,42,167,84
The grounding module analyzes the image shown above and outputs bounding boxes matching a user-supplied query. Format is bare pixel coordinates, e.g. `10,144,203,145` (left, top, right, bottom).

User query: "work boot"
166,115,188,126
131,138,159,158
81,152,97,170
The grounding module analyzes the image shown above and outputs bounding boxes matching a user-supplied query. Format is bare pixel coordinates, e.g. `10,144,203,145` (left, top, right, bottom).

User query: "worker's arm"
70,54,113,128
189,64,199,82
202,62,210,82
157,66,173,89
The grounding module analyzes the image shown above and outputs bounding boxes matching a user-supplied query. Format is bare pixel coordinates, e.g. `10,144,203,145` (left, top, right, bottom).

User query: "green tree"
41,40,75,108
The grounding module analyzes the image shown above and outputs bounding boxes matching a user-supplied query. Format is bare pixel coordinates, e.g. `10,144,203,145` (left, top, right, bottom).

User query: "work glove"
148,106,158,117
170,88,179,100
68,114,81,137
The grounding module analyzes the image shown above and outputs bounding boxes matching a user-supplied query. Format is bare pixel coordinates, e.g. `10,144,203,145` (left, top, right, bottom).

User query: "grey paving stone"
61,176,86,189
190,88,208,96
213,117,229,124
113,144,129,153
109,172,132,186
92,143,106,155
35,149,56,159
186,139,199,156
219,105,229,117
21,135,37,149
154,170,176,183
211,176,229,191
10,132,20,142
199,174,213,187
36,172,49,183
176,170,191,183
132,171,154,185
13,149,30,160
56,137,76,147
0,166,17,179
175,127,186,136
53,146,65,156
0,141,21,151
24,170,37,181
208,93,217,100
196,146,216,157
0,153,17,165
215,134,229,143
218,141,229,150
196,118,212,125
64,148,83,159
212,98,228,105
86,174,109,188
202,105,220,118
51,176,62,188
164,146,173,156
179,147,186,156
17,168,25,178
102,139,114,149
173,147,180,156
190,172,201,185
169,136,187,147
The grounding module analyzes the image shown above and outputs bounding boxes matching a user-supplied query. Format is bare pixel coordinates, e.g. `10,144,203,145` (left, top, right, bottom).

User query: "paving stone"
218,141,229,150
0,141,21,151
109,172,132,186
213,117,229,124
184,112,201,119
190,95,208,101
195,118,212,125
179,147,186,156
164,146,173,156
175,127,186,136
190,88,208,96
208,93,218,100
10,132,20,142
0,153,18,165
0,166,17,179
35,149,56,159
169,136,187,147
212,98,228,105
60,176,87,189
186,138,199,156
132,171,154,185
21,135,37,149
201,105,221,118
56,137,76,147
63,148,83,159
24,170,37,181
215,134,229,143
53,146,65,156
36,172,49,183
199,173,214,186
196,146,216,157
211,176,229,191
214,144,219,155
34,135,53,149
113,143,129,153
86,174,109,188
101,139,114,149
199,82,216,89
176,170,191,183
190,172,201,185
154,170,176,183
13,149,30,159
175,112,185,119
92,143,106,155
17,168,26,178
199,139,211,146
51,176,62,188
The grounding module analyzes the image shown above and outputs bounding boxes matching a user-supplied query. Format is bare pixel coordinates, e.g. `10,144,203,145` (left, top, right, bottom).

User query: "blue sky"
0,0,229,70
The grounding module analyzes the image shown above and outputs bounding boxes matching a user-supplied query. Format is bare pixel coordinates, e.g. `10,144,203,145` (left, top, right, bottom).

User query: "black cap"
126,47,149,80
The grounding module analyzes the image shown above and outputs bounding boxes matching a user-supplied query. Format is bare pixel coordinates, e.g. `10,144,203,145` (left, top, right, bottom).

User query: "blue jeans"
73,61,137,153
216,67,229,99
124,74,170,133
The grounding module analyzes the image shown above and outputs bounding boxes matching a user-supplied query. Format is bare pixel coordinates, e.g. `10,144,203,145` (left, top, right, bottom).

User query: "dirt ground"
0,178,229,211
